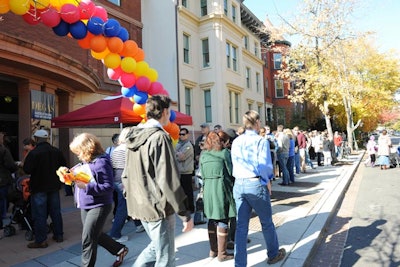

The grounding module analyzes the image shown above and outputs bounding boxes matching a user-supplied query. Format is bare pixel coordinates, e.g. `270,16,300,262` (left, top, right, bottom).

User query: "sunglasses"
179,133,186,136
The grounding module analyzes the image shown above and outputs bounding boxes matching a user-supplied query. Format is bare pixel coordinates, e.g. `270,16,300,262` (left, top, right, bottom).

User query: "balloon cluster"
0,0,180,142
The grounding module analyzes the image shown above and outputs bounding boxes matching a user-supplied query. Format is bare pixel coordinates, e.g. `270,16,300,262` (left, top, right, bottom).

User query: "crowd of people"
1,98,398,267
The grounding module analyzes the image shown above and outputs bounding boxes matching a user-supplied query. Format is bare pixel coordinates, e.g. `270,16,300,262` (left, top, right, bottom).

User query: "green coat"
200,149,236,220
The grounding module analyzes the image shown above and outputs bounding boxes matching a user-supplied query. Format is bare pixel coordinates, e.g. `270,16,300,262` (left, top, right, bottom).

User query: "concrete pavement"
1,153,363,267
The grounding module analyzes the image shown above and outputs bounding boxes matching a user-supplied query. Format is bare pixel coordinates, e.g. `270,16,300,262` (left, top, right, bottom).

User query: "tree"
272,0,400,150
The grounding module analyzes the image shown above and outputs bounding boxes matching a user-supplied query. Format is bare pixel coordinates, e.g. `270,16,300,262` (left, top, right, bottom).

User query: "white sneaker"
135,225,145,233
114,235,128,243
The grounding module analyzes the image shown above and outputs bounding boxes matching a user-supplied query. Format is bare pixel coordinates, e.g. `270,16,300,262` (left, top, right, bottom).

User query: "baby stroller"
3,175,34,241
389,145,400,168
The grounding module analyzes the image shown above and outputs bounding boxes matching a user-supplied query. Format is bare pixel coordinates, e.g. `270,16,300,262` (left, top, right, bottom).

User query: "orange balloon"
121,40,138,57
134,48,145,62
164,122,179,140
0,0,10,14
77,32,94,49
108,37,124,54
133,103,146,117
90,35,108,53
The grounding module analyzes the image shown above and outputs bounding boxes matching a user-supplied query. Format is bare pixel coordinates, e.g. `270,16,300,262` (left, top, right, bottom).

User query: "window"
273,53,282,69
183,33,190,64
224,0,228,15
182,0,187,8
246,67,251,89
201,0,207,16
232,5,236,22
248,103,252,111
226,43,231,68
185,87,191,115
257,106,262,117
202,38,210,67
275,79,284,98
267,108,272,122
107,0,120,5
232,46,237,71
254,42,259,57
243,36,249,50
226,42,237,71
229,91,239,124
204,90,212,122
265,78,269,96
256,72,260,93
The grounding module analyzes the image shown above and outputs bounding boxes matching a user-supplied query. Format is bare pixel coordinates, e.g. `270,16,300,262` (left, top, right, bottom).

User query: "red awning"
51,95,193,128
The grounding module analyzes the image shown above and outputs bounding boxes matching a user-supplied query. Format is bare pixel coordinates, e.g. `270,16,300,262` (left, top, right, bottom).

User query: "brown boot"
217,226,234,262
208,222,218,258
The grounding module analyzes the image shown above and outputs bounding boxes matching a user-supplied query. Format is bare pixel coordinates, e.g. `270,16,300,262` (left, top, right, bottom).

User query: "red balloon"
135,76,151,93
148,82,164,96
41,7,60,27
22,7,41,25
119,72,136,88
107,66,123,80
60,4,80,24
92,5,108,21
79,0,95,19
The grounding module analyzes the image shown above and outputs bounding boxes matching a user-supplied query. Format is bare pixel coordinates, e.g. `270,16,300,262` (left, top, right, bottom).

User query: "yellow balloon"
0,0,10,14
146,68,158,82
134,61,149,77
104,53,121,69
91,48,110,60
9,0,30,15
120,57,137,73
30,0,50,9
49,0,62,10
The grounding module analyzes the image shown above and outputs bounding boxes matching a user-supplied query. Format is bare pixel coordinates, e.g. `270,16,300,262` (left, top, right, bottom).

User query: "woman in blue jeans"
60,133,128,267
231,110,286,266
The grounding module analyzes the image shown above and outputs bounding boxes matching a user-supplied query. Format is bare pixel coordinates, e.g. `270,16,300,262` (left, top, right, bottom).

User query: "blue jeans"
0,185,8,228
30,191,63,243
277,153,289,184
287,156,295,183
133,214,176,267
109,181,127,239
294,152,300,173
233,179,279,267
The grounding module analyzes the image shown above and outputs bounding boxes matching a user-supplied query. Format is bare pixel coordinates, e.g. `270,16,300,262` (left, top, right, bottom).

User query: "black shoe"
52,235,63,243
278,182,288,186
27,241,48,248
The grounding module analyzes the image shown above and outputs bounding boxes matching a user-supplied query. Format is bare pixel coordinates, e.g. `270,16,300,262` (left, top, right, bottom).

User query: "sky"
243,0,400,57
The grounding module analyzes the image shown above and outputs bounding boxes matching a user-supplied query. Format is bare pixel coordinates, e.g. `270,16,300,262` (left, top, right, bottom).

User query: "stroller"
3,175,34,241
389,145,400,168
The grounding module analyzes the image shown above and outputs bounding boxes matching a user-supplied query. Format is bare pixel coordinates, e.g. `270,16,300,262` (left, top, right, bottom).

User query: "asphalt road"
309,148,400,267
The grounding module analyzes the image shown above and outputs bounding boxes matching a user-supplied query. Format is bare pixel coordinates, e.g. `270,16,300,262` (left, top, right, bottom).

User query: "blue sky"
243,0,400,57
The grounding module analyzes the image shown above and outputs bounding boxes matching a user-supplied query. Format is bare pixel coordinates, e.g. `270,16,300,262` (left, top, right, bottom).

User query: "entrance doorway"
0,81,19,161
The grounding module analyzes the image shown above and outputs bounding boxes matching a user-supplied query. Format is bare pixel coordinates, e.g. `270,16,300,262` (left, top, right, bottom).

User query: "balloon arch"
0,0,181,141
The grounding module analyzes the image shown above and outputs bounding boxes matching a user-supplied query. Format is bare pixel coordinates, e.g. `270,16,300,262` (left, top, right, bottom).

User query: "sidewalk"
1,153,363,267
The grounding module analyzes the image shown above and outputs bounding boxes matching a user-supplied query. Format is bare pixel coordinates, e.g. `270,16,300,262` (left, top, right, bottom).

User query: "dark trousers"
81,204,125,267
180,173,195,213
317,152,323,165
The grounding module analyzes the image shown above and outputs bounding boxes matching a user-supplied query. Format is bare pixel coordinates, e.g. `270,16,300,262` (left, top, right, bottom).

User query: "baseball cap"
200,123,209,128
33,129,49,138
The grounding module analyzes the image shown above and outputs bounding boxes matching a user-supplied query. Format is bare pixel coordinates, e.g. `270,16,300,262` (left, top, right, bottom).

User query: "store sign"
31,90,55,120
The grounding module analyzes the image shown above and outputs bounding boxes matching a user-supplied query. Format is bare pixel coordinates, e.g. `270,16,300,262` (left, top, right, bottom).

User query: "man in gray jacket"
175,127,195,213
123,95,193,267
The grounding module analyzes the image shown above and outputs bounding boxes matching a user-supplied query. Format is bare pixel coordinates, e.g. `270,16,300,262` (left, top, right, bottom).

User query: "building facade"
177,0,266,131
0,0,142,163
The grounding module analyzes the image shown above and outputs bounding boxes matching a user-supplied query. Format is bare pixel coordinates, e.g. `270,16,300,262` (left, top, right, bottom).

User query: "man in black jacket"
23,129,66,248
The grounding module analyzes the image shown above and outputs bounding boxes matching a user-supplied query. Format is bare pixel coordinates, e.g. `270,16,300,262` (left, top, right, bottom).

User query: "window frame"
275,79,284,98
204,90,212,122
246,67,251,89
273,53,282,69
201,0,208,16
202,38,210,68
183,33,190,64
184,87,192,115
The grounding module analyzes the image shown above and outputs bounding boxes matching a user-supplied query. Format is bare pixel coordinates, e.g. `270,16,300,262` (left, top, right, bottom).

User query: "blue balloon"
117,27,129,42
133,91,148,104
69,21,87,40
87,17,104,35
121,86,136,98
103,19,121,37
169,110,176,122
53,20,70,37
